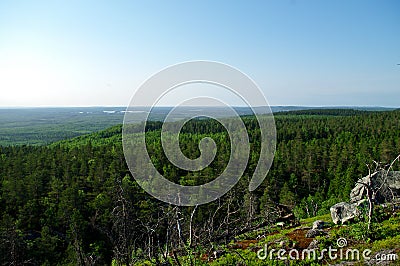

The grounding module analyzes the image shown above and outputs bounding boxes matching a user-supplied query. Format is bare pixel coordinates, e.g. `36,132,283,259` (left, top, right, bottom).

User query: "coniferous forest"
1,109,400,265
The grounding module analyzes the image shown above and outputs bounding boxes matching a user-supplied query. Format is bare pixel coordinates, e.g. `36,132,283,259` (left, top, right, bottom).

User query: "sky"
0,0,399,107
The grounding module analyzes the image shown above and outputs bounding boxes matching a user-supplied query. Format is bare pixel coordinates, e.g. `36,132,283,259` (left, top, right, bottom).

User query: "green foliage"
0,110,399,264
279,182,297,208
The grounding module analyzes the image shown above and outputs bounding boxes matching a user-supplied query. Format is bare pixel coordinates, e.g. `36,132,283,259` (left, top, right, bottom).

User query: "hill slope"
0,110,399,265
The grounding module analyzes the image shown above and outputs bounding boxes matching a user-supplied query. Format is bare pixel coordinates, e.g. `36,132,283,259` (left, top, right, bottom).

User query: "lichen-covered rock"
312,220,326,229
330,202,360,224
350,174,373,203
350,171,400,204
305,229,326,238
332,171,400,225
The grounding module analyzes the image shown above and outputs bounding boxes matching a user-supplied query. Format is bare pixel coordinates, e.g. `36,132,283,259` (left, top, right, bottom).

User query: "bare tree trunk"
359,154,400,231
188,205,198,247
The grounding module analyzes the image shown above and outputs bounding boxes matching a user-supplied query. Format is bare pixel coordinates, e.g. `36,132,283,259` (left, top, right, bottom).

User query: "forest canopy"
0,109,399,265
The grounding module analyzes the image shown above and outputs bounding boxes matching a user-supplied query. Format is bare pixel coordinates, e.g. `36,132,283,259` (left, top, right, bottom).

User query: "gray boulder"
350,171,400,204
312,220,326,229
385,171,400,192
330,202,360,224
350,174,373,203
331,171,400,225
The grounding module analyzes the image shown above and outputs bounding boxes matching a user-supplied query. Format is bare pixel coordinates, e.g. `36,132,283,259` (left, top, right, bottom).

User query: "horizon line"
0,105,398,109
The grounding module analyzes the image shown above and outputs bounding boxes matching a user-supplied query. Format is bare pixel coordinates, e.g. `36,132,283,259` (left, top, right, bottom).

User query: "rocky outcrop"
385,171,400,196
350,174,374,203
331,171,400,224
350,171,400,204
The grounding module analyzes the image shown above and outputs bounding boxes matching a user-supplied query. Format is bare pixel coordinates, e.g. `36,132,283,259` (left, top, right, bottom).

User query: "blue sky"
0,0,399,107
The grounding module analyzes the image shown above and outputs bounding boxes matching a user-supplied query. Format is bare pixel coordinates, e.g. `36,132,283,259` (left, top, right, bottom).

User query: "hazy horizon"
0,105,398,109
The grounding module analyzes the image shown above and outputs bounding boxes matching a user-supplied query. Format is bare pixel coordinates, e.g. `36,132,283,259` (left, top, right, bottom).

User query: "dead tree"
357,154,400,230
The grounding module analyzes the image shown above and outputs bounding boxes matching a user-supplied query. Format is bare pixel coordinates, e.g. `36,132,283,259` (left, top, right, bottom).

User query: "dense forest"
0,110,399,265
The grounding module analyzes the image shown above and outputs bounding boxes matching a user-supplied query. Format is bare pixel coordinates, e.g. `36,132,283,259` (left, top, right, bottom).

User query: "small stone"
312,220,326,229
305,229,326,238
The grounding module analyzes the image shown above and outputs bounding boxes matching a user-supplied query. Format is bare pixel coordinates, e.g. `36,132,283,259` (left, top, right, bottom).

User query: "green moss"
300,213,332,226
